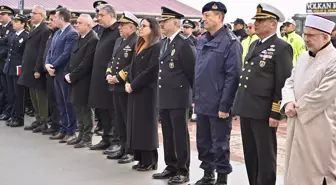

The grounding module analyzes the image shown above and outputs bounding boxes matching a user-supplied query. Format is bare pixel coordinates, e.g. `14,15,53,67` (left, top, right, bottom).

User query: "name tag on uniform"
19,38,23,43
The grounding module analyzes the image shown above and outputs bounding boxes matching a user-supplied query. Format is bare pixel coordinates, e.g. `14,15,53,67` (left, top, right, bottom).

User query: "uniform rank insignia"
19,38,23,43
6,30,9,35
259,61,266,67
169,62,174,69
171,48,175,56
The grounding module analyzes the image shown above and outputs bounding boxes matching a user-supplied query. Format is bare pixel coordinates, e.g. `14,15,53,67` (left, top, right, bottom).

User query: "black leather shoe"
168,174,190,184
67,137,82,145
215,173,227,185
10,120,24,127
49,132,66,140
24,121,40,131
117,154,134,164
89,140,110,150
103,143,121,154
137,164,158,171
42,128,58,135
32,124,47,133
190,171,216,185
74,140,91,148
132,162,140,170
59,134,76,143
0,114,10,121
153,170,177,179
6,118,14,126
107,151,124,160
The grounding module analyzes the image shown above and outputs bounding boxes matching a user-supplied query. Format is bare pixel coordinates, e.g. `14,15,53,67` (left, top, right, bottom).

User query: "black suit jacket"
233,34,293,120
0,22,14,71
65,30,98,106
0,31,29,76
18,22,50,89
158,33,195,109
106,32,138,92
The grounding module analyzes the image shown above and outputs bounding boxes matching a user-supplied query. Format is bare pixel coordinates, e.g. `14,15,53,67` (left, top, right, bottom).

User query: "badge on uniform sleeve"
259,61,266,67
169,62,174,68
5,30,9,35
124,52,128,58
19,38,23,43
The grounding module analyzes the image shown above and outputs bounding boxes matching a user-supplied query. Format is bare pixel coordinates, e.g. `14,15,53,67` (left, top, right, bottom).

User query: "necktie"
164,38,170,52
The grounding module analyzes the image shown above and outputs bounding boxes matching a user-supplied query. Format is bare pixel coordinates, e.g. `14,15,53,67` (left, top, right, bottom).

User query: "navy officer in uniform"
182,19,197,46
0,5,14,121
191,2,242,185
152,7,195,185
233,3,293,185
105,11,139,164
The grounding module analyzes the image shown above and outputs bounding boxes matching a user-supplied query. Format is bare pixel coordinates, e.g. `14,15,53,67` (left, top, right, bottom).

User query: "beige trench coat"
281,44,336,185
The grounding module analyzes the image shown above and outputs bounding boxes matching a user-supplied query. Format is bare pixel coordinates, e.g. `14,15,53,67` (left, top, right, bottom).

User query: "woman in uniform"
0,14,29,127
125,17,161,171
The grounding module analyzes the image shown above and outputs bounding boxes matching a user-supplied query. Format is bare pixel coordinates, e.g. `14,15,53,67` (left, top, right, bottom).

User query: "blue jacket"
45,24,78,80
194,26,242,116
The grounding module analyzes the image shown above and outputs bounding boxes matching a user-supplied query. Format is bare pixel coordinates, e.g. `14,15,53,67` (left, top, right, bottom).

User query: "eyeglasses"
30,12,42,16
139,24,150,29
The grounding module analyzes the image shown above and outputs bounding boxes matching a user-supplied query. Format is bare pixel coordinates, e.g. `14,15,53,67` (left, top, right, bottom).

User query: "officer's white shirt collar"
260,33,276,43
169,30,180,43
16,29,24,36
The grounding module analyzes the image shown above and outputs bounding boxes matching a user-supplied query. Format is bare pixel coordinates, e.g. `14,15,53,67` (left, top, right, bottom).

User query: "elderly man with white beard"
281,14,336,185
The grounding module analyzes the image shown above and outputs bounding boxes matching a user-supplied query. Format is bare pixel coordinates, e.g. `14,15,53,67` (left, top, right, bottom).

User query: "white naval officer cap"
305,14,335,35
252,3,285,22
117,11,140,27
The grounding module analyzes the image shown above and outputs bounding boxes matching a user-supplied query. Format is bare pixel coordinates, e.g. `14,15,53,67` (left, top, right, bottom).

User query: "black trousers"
74,105,93,141
134,149,158,166
240,117,277,185
113,92,129,152
6,75,24,120
159,108,190,175
46,73,60,130
95,108,116,142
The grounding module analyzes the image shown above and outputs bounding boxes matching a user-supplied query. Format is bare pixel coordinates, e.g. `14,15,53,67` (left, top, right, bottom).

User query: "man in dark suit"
45,7,78,143
152,7,195,184
0,5,14,121
18,5,50,130
105,11,138,163
233,3,293,185
42,8,61,135
64,14,98,148
88,4,120,151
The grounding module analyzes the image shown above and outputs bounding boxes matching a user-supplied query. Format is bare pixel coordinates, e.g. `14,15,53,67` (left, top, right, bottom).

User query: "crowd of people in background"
0,1,336,185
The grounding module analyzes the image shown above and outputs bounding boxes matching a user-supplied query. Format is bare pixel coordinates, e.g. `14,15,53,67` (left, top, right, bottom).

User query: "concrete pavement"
0,116,284,185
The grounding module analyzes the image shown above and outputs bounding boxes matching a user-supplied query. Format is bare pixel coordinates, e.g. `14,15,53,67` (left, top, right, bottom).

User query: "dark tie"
164,38,170,52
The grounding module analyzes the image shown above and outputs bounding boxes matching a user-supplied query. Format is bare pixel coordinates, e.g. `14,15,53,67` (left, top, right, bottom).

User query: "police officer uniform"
105,11,139,163
233,3,293,185
152,7,195,185
192,2,242,185
0,14,29,127
0,5,14,120
70,12,80,27
183,19,197,46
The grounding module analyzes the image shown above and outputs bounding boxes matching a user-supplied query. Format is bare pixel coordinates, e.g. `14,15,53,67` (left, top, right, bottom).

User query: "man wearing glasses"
241,21,259,64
